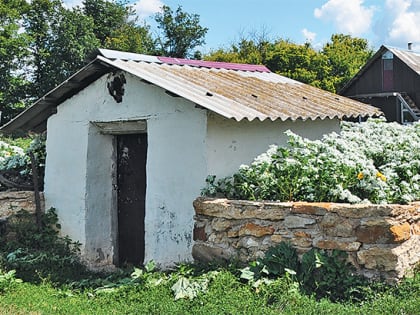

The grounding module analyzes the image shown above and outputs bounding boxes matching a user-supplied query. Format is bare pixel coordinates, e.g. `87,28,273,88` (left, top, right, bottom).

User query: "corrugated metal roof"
157,56,271,72
340,45,420,94
0,49,382,133
387,46,420,75
98,48,271,72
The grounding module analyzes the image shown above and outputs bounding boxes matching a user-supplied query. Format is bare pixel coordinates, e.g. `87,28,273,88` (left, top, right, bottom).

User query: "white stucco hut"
0,49,381,268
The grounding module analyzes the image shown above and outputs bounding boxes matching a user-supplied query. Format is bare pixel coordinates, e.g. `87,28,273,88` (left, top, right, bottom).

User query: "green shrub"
241,242,367,302
203,119,420,204
0,269,22,294
0,208,89,284
0,134,46,191
241,242,300,281
299,248,366,301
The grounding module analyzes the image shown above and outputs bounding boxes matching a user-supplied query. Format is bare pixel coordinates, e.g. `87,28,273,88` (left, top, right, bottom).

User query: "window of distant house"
382,51,394,91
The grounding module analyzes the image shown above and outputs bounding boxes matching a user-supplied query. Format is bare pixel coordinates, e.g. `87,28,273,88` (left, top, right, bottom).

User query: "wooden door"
382,58,394,91
117,133,147,266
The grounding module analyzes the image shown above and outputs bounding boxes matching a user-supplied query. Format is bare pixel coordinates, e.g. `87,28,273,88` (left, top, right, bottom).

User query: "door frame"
92,119,147,266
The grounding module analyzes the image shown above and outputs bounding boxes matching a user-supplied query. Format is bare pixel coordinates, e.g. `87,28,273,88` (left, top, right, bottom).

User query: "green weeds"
240,242,367,302
0,208,418,314
0,208,92,284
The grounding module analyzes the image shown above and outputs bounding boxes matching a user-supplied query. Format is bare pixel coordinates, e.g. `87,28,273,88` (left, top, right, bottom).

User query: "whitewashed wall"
44,70,341,268
206,113,340,178
45,72,207,267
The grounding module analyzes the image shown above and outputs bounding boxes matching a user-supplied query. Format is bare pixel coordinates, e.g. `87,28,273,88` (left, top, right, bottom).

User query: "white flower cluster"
209,119,420,204
0,141,24,163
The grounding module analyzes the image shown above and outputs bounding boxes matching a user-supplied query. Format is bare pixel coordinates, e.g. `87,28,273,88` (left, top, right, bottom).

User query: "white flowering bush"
0,141,24,163
203,119,420,204
0,136,46,191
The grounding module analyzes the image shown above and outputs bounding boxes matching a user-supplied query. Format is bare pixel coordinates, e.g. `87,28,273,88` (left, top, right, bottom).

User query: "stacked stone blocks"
193,197,420,281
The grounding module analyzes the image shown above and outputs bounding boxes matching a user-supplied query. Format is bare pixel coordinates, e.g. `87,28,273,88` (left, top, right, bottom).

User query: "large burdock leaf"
171,276,209,300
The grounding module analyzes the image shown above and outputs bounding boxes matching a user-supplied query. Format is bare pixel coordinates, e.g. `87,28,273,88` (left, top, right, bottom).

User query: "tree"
205,28,274,66
0,0,30,123
154,5,208,58
104,22,155,54
1,0,157,124
205,34,373,93
24,0,60,99
83,0,129,46
48,6,100,84
321,34,373,92
265,40,334,92
24,0,99,99
206,37,334,91
84,0,154,54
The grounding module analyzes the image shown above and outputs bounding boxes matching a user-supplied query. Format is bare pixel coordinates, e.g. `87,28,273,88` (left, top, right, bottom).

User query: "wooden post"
29,152,42,231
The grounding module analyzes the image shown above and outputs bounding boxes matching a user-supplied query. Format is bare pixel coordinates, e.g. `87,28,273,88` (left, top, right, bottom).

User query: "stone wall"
0,191,44,233
193,197,420,281
0,191,43,218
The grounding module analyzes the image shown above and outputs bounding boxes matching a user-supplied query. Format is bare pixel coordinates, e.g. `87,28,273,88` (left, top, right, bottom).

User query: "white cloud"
62,0,83,9
314,0,375,36
132,0,164,20
302,28,316,43
377,0,420,49
62,0,164,20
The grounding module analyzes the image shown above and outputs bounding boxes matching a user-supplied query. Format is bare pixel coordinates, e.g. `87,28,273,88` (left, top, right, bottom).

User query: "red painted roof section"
157,56,271,72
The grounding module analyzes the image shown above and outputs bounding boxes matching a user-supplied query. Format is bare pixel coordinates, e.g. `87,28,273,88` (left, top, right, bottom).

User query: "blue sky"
65,0,420,53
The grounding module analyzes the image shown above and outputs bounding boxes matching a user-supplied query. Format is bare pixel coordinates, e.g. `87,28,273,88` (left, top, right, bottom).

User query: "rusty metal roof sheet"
97,48,271,72
0,49,382,133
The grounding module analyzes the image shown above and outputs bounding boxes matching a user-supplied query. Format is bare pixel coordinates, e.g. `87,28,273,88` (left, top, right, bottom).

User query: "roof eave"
0,58,112,133
339,45,388,95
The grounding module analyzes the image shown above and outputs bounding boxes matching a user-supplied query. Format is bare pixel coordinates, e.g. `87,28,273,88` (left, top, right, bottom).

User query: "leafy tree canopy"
84,0,155,54
24,0,100,98
83,0,129,46
0,0,31,122
154,5,208,58
1,1,373,128
1,1,208,125
322,34,373,92
205,32,373,93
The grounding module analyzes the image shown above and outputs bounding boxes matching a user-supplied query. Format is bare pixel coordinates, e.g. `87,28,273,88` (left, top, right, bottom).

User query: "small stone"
357,247,398,271
294,231,312,238
208,233,217,242
319,213,356,237
271,234,283,243
238,222,275,237
355,226,392,243
284,215,315,228
315,239,361,251
413,222,420,235
212,218,232,231
239,236,260,248
361,218,389,226
292,237,312,248
192,244,233,263
292,202,330,215
193,226,207,241
390,222,411,242
227,230,239,238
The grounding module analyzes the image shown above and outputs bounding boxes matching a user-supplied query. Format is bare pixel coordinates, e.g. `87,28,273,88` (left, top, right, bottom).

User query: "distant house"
0,49,381,269
340,45,420,124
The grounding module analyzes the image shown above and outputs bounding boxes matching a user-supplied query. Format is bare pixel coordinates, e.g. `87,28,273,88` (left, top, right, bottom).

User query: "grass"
1,209,418,314
0,267,419,315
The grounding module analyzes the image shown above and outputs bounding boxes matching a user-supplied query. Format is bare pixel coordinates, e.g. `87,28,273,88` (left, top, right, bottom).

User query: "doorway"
116,133,147,266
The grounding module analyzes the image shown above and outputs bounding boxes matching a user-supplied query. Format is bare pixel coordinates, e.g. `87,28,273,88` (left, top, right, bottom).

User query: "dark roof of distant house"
0,48,382,133
340,45,420,94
